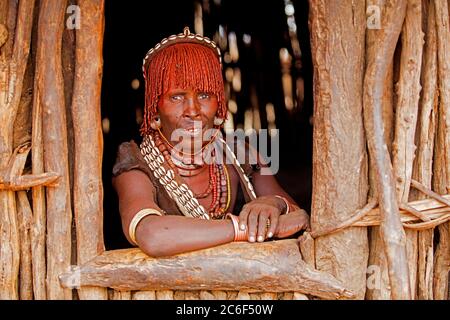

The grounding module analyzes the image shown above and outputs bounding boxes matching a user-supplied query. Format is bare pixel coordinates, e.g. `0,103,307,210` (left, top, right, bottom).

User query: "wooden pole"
59,240,355,300
17,191,33,300
71,0,107,300
391,0,424,299
308,0,369,299
433,0,450,300
10,144,33,300
35,0,72,300
363,0,411,299
31,48,47,300
0,0,35,300
412,0,438,300
366,0,395,299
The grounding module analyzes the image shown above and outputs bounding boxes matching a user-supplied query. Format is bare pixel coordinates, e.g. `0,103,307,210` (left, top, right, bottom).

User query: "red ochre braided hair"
140,29,226,136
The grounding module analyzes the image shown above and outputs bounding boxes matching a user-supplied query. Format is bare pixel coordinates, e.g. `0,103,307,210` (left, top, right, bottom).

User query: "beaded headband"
142,27,222,79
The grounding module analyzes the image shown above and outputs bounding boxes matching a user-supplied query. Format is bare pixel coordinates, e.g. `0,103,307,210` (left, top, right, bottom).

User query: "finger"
257,211,270,242
267,212,279,238
238,205,251,232
247,210,260,243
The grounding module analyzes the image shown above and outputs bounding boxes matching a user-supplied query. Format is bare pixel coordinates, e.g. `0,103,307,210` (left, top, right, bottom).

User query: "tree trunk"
412,0,438,300
391,0,423,299
71,0,107,300
363,0,411,299
59,240,355,300
35,0,72,300
0,0,35,300
309,0,369,299
433,0,450,300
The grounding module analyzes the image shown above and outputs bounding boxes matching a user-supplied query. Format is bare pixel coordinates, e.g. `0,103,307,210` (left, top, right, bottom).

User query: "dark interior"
101,0,313,250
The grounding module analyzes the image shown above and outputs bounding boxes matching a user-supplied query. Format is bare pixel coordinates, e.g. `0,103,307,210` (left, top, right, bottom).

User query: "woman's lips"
179,125,205,137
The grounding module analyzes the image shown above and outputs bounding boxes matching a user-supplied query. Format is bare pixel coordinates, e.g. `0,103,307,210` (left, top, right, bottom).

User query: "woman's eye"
198,93,210,100
170,95,183,102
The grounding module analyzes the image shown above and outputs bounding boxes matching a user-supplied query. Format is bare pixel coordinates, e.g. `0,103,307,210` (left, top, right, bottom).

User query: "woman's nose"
183,97,201,119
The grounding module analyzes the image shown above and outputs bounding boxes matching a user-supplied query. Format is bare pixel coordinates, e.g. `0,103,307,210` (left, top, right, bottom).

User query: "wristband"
129,208,163,245
275,195,291,214
226,213,248,241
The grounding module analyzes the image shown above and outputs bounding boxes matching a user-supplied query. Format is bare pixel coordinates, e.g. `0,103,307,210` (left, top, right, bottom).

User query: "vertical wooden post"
309,0,369,299
31,51,48,300
366,1,396,300
433,0,450,300
17,191,33,300
363,0,411,299
391,0,423,299
412,0,438,300
71,0,107,300
35,0,72,300
0,0,35,300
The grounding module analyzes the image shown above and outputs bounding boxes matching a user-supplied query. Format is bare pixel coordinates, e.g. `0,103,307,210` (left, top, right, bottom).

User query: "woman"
112,27,310,257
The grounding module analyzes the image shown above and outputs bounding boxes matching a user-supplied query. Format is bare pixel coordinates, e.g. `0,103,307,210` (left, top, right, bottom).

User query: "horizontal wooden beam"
0,172,59,191
59,239,355,300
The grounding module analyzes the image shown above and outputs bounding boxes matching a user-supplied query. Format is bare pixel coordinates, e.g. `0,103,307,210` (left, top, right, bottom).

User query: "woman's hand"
238,195,286,243
274,209,310,239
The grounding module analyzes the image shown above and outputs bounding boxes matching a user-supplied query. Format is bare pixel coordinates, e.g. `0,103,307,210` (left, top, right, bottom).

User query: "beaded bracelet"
226,213,248,242
129,208,163,245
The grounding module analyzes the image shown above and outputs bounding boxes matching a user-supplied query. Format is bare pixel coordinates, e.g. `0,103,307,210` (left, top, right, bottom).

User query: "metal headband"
142,27,222,79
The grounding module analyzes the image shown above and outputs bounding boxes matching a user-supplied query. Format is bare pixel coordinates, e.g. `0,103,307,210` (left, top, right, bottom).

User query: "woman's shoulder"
112,140,152,178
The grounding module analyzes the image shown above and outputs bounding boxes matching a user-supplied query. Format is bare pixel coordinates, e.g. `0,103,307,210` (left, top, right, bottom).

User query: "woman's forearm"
135,215,235,257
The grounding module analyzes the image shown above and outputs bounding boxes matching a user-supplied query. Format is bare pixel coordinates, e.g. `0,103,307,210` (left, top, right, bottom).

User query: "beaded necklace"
143,131,231,219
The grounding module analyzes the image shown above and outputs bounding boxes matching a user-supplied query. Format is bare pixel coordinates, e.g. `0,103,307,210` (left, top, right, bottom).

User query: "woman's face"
157,85,219,149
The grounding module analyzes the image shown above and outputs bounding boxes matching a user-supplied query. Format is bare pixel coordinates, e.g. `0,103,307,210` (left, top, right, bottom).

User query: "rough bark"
212,290,228,300
60,240,355,300
363,0,411,299
17,191,33,300
309,0,369,299
9,144,33,300
433,0,450,301
71,0,107,300
356,194,450,227
132,291,156,300
366,1,396,300
298,232,315,267
30,10,46,299
412,0,438,300
391,0,423,299
0,0,35,300
35,0,72,300
112,290,131,300
156,290,174,300
199,291,215,300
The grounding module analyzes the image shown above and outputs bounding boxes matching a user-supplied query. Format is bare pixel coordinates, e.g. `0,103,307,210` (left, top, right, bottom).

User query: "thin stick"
403,213,450,230
399,203,431,222
363,0,411,299
0,173,59,191
411,179,450,207
17,191,33,300
311,198,377,238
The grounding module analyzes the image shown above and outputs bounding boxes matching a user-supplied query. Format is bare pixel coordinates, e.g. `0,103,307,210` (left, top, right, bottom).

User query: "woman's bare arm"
113,170,234,257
